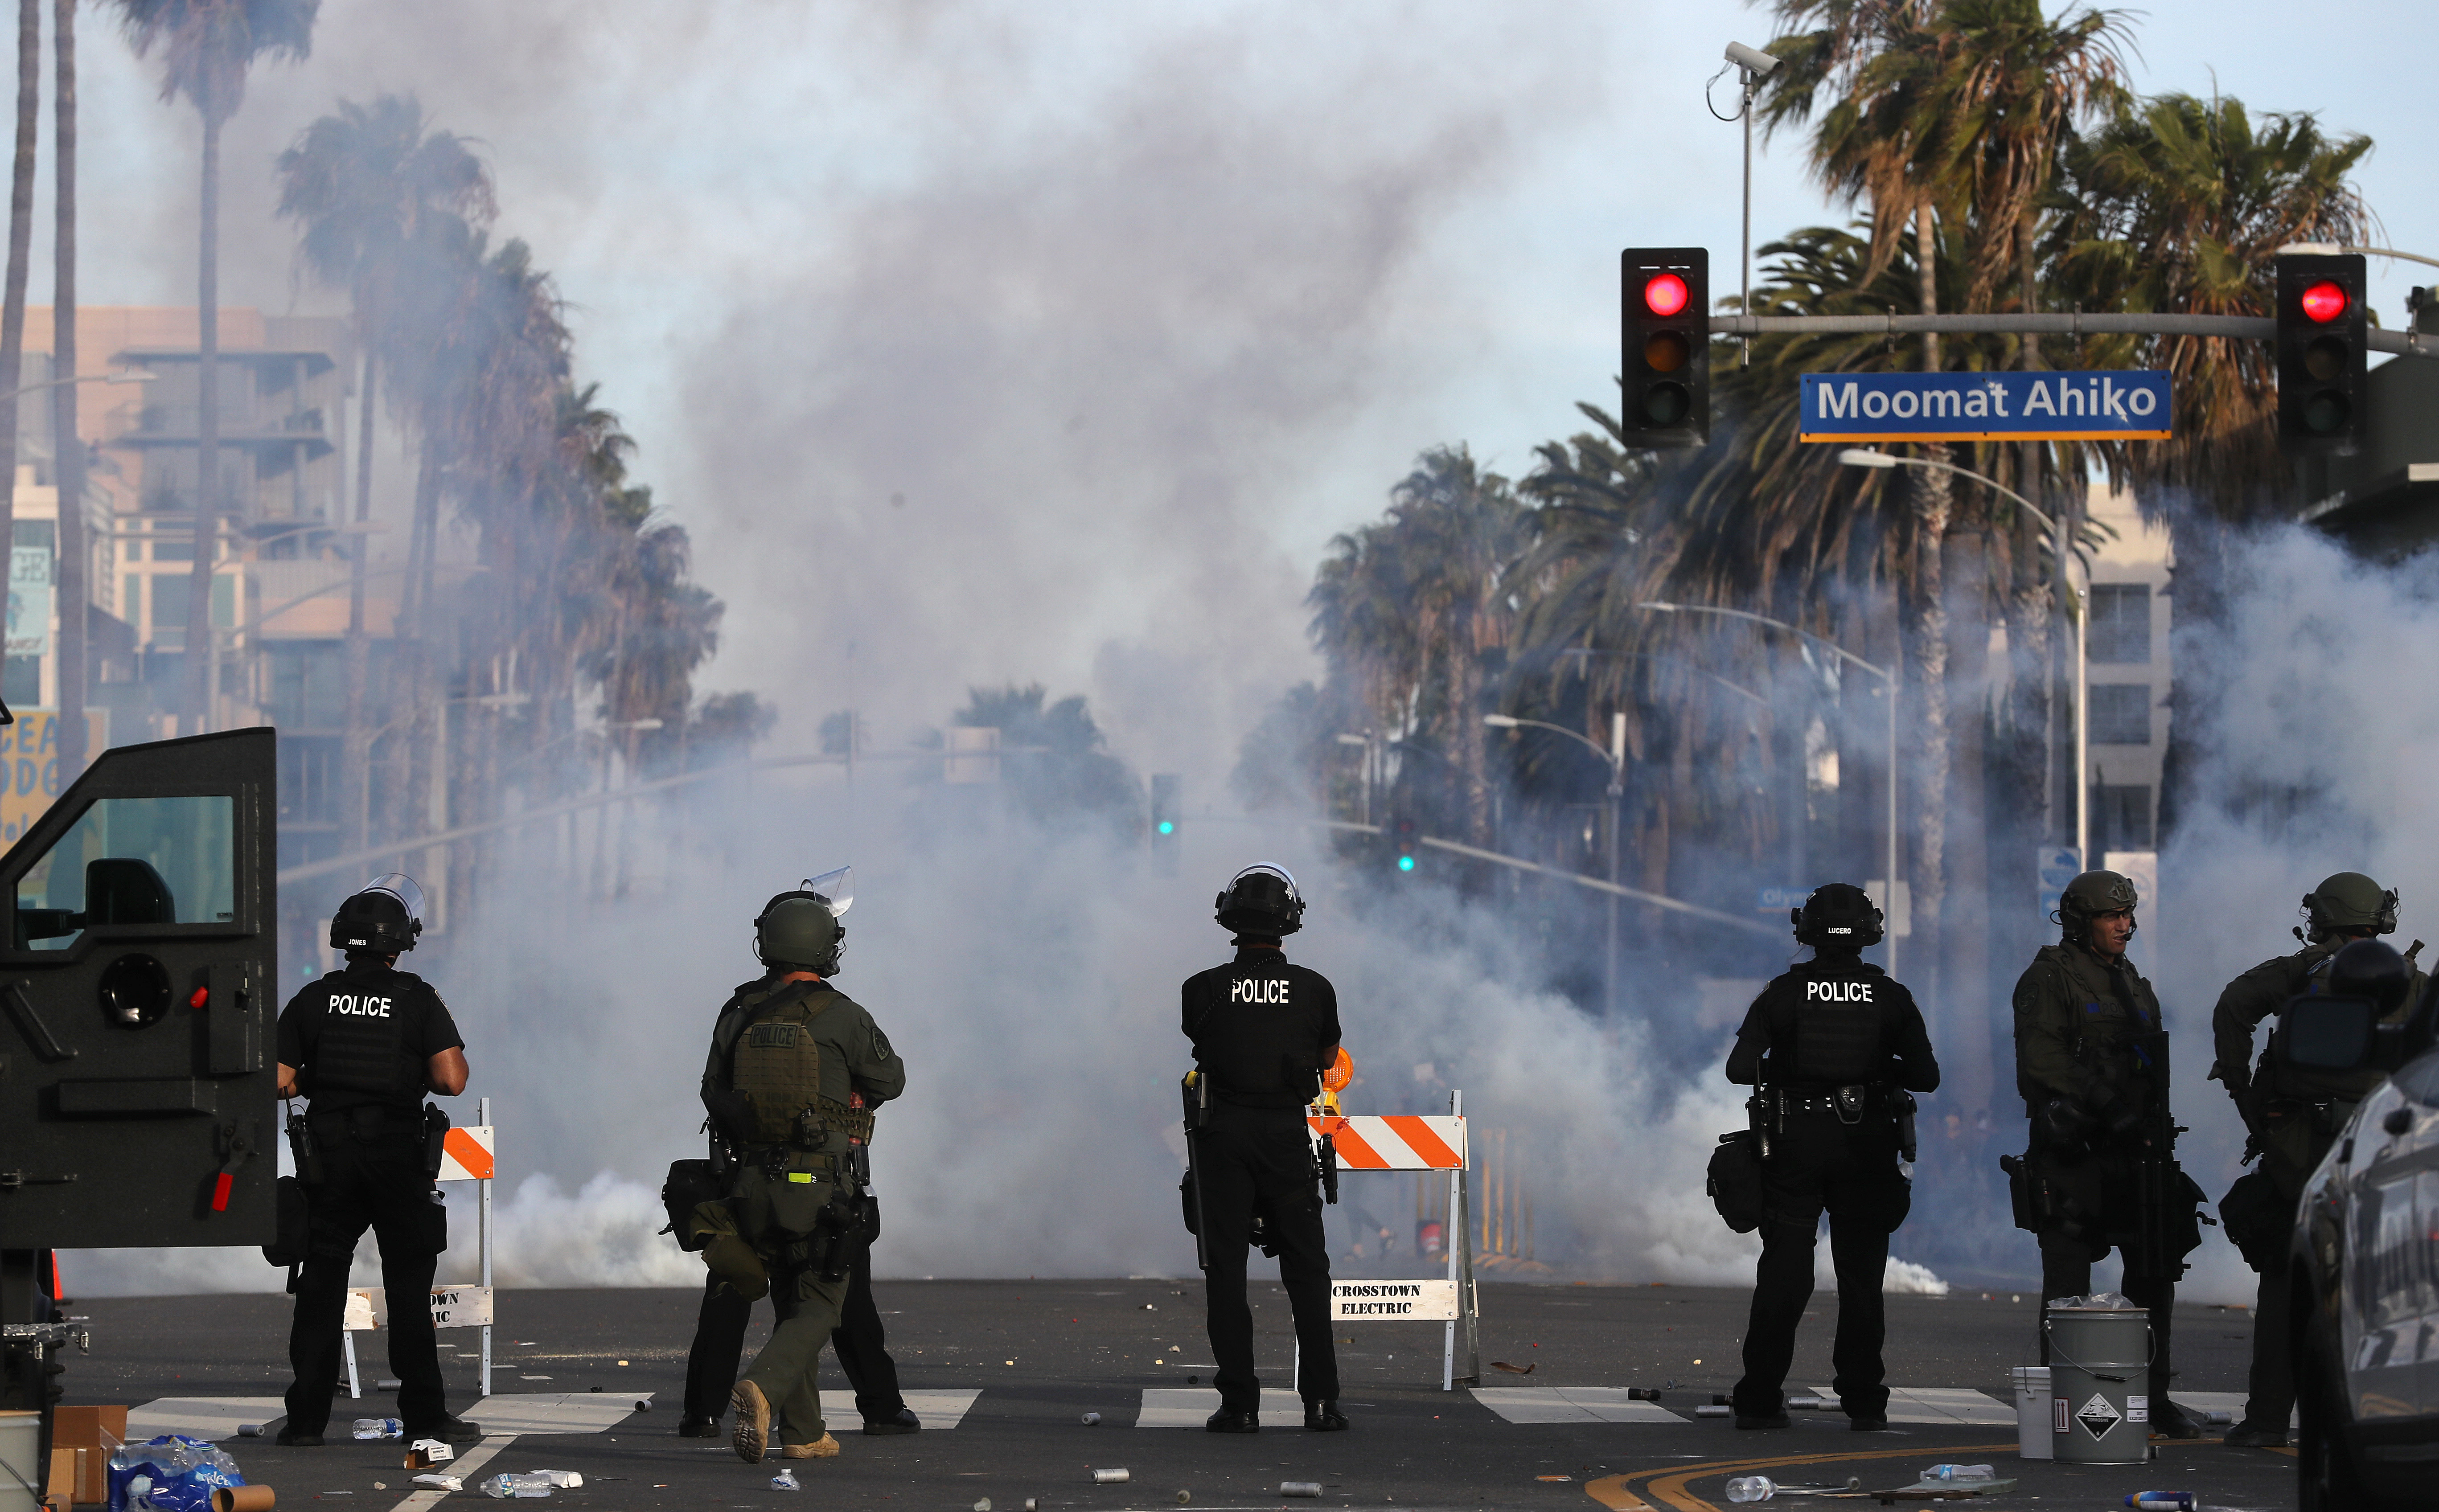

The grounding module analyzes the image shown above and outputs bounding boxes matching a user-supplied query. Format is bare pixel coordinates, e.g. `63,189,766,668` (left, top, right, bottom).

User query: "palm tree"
275,93,494,850
108,0,317,730
52,0,85,774
2048,91,2370,834
1307,446,1527,849
0,0,40,608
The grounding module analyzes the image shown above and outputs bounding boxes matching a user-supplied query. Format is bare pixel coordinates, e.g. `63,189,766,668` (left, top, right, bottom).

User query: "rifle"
2123,1028,2211,1281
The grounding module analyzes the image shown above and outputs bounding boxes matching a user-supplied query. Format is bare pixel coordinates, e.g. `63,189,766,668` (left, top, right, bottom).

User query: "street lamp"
1634,598,1902,976
0,366,155,405
1486,711,1626,1014
1840,446,2091,867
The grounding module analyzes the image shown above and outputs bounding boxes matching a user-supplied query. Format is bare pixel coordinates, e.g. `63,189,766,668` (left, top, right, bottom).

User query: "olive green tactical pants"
734,1165,852,1444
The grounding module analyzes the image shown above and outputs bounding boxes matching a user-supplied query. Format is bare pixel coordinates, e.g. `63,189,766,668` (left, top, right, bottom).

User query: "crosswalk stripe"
822,1389,981,1429
1137,1387,1302,1427
1470,1388,1677,1423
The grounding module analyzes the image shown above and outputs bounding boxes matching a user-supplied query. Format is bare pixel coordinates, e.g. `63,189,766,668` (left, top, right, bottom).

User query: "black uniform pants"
1195,1104,1338,1412
2030,1147,2188,1414
284,1134,448,1436
682,1238,904,1424
2239,1244,2295,1429
1732,1115,1909,1420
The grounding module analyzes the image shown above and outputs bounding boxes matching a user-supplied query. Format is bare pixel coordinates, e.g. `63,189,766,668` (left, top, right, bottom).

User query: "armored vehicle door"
0,728,279,1249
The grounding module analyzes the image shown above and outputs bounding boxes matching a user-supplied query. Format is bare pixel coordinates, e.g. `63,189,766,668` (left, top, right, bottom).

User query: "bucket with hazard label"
2044,1304,2152,1464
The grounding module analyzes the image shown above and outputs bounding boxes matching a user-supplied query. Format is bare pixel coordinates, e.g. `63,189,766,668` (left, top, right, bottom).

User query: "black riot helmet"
2328,938,2413,1017
330,873,425,956
2300,871,2399,944
755,865,852,976
1791,882,1884,951
2055,869,2139,944
1215,863,1305,938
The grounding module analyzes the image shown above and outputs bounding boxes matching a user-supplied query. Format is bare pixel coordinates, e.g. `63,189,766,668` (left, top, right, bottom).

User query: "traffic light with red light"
2275,252,2367,455
1621,247,1710,447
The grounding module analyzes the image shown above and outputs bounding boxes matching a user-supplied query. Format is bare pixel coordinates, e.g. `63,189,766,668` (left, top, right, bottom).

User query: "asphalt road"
57,1278,2300,1511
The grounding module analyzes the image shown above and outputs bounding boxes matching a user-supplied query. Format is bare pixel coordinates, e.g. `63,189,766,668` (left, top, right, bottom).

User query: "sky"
43,0,2434,793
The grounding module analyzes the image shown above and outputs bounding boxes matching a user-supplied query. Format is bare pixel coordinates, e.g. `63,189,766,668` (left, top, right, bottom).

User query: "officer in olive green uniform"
2008,869,2206,1440
2209,874,2419,1448
698,875,907,1466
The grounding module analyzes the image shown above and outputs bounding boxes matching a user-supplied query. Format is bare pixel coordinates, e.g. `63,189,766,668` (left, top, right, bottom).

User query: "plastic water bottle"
1925,1465,1996,1483
769,1469,801,1491
353,1417,403,1441
479,1472,554,1499
1725,1477,1777,1503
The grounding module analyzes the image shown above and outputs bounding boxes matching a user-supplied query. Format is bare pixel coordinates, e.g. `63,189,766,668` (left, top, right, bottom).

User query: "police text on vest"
1230,978,1291,1004
331,995,394,1017
1805,981,1873,1002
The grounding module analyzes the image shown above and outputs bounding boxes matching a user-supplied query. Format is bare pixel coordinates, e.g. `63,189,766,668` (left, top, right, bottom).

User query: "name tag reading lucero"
1331,1279,1460,1321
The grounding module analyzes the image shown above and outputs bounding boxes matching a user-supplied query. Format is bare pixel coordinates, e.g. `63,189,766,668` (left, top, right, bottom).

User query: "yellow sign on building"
0,710,111,846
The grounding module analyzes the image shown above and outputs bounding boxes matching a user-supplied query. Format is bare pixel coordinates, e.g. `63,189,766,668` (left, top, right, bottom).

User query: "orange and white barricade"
1306,1091,1478,1389
340,1096,498,1398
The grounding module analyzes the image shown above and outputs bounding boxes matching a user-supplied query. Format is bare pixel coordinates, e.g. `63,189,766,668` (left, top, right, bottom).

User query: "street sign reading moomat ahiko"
1798,370,2170,443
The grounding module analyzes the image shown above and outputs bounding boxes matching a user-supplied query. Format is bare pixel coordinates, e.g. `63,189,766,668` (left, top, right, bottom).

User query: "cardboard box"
49,1407,127,1507
47,1406,127,1449
44,1443,75,1500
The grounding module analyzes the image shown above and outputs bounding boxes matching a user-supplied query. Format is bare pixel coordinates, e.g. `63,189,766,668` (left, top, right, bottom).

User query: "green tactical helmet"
2301,871,2399,942
754,866,852,975
2057,869,2139,943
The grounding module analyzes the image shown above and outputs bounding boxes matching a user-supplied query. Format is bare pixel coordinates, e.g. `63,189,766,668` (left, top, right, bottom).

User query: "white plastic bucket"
0,1410,39,1512
2010,1366,2053,1460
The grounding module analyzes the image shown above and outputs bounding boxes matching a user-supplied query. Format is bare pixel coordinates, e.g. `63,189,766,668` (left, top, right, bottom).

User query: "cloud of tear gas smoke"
64,764,1977,1299
2129,523,2439,1303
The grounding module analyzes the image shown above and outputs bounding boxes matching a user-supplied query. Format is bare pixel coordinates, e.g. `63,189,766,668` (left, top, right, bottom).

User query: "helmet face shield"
362,873,428,929
803,866,853,918
1215,863,1306,935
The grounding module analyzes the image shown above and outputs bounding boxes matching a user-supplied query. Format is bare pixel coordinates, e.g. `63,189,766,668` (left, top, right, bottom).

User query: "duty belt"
749,1147,840,1181
1779,1085,1875,1124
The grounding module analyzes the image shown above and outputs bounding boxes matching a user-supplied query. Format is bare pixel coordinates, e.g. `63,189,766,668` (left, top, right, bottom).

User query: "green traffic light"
1397,854,1415,872
1157,820,1174,835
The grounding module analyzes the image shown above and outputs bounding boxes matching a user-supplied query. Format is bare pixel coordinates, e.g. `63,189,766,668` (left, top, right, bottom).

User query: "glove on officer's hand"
2101,1097,2145,1141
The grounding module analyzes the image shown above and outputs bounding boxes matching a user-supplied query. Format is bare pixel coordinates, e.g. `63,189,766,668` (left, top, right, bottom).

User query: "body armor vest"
2262,955,2405,1104
730,987,877,1147
1790,987,1882,1086
309,971,417,1102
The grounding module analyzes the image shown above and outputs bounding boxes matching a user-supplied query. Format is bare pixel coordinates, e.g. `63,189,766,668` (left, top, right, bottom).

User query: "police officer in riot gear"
2210,873,2421,1448
2008,869,2206,1440
682,872,920,1441
1725,884,1939,1430
698,871,907,1465
1181,865,1347,1434
275,877,480,1447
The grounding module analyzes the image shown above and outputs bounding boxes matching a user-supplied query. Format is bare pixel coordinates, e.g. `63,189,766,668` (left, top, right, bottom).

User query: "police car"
2287,989,2439,1511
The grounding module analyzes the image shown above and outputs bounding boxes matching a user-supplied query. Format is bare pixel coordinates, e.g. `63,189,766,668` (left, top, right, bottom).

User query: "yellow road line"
1585,1440,2018,1512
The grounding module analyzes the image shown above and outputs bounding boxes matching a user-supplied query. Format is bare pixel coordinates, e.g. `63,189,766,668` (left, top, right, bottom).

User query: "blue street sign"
1799,370,2170,443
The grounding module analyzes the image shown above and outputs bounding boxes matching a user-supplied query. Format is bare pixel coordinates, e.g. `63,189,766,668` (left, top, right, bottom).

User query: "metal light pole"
1840,447,2091,866
1634,600,1900,977
1711,42,1782,361
1486,713,1626,1012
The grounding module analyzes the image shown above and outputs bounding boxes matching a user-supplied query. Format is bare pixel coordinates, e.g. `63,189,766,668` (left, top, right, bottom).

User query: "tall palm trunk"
1904,204,1952,1006
394,429,443,867
0,0,38,621
1941,527,1993,1113
339,345,375,849
2006,214,2054,934
184,103,222,731
50,0,79,771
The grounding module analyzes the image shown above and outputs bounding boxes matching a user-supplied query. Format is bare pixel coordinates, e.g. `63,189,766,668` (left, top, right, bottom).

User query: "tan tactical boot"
730,1381,771,1463
780,1434,842,1459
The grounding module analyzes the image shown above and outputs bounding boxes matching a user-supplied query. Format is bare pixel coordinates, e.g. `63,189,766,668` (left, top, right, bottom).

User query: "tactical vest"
2036,942,2165,1100
2260,955,2407,1104
308,971,418,1104
1788,968,1883,1086
730,987,877,1148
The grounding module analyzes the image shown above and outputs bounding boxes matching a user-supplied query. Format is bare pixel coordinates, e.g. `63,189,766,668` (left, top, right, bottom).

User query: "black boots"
1304,1400,1350,1431
1204,1407,1260,1433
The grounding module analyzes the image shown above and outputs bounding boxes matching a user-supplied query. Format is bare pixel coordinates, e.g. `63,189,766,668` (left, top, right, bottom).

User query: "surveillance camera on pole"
1724,40,1781,78
1708,41,1782,362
